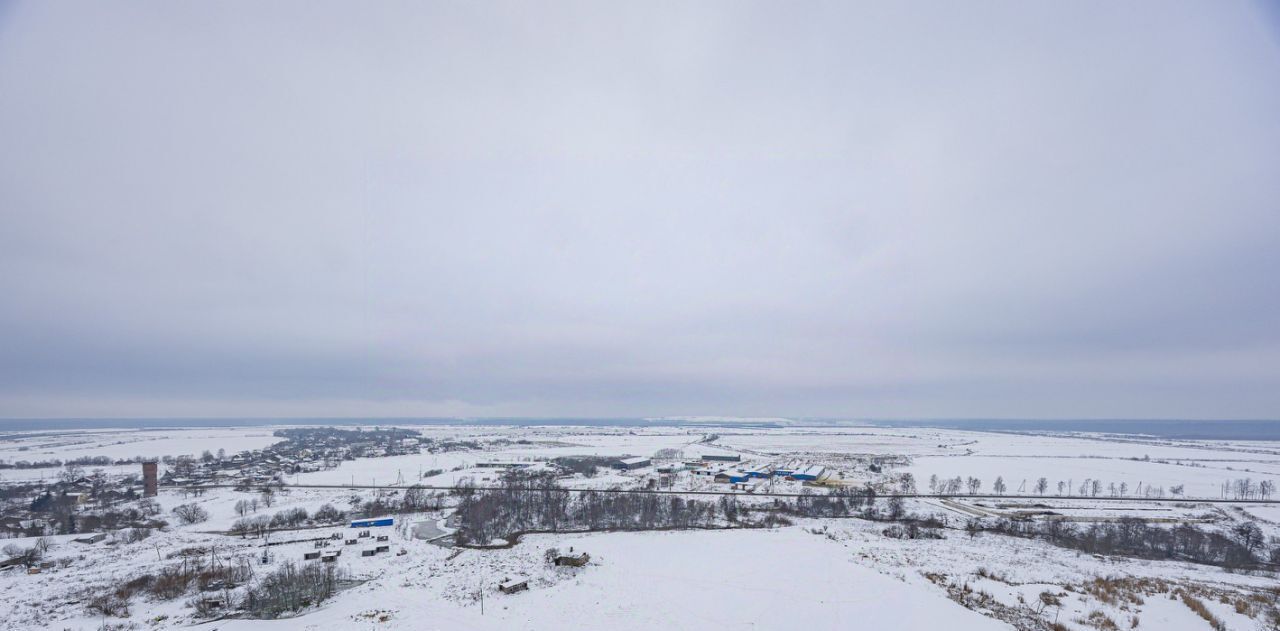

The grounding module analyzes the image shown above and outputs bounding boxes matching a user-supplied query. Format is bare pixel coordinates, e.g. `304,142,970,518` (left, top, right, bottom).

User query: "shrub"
86,593,130,617
1179,592,1226,631
171,503,209,525
242,562,345,619
313,503,346,524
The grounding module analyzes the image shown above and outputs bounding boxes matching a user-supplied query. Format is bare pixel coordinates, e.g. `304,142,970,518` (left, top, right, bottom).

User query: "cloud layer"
1,1,1278,419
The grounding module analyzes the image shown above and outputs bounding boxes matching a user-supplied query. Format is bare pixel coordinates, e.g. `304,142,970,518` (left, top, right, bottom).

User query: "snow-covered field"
2,422,1279,630
0,427,283,462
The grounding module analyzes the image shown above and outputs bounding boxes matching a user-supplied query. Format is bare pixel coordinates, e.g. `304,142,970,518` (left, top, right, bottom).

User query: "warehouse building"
792,465,826,481
612,456,651,470
703,454,741,462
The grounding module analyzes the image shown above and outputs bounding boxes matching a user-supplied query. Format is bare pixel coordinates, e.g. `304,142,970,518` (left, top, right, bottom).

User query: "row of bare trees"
923,474,1230,498
979,517,1276,570
1224,478,1276,500
453,472,738,545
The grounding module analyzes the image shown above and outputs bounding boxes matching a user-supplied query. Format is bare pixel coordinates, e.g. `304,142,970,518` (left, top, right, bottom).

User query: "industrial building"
703,454,741,462
613,456,651,470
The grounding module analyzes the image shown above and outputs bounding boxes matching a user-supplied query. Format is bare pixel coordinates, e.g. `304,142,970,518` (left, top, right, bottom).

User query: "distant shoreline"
0,417,1277,440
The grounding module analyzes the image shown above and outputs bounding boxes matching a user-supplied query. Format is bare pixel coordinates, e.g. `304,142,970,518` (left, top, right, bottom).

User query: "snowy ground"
3,422,1279,630
0,427,283,463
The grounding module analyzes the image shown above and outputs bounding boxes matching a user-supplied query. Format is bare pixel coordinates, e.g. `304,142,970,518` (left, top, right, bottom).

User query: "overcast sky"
1,1,1278,420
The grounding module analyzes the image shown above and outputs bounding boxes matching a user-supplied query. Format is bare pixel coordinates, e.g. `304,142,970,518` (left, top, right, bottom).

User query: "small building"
345,539,357,545
361,548,377,557
553,552,590,567
350,518,394,528
714,471,749,484
73,533,107,544
691,468,719,477
703,454,741,462
375,544,390,553
745,467,772,479
612,457,651,470
321,551,340,563
655,463,682,474
376,535,389,542
303,551,321,561
498,578,529,594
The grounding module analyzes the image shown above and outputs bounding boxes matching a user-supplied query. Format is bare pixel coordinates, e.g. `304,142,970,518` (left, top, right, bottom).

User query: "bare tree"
898,472,916,494
1035,478,1048,495
1232,522,1264,552
60,463,85,484
172,503,209,525
993,476,1006,495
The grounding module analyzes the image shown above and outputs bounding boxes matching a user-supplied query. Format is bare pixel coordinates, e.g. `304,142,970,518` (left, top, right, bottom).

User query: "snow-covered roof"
619,457,650,465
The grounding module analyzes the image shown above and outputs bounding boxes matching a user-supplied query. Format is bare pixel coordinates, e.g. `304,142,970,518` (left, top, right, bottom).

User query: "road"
169,483,1280,504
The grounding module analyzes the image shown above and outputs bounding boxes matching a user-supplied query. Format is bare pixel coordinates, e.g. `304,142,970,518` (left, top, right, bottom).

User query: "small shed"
73,533,107,544
361,548,377,557
375,544,390,553
498,578,529,594
303,551,321,560
553,552,590,567
321,551,340,563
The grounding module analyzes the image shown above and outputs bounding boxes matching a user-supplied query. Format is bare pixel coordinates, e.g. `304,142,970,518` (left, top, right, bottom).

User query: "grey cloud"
1,1,1278,419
